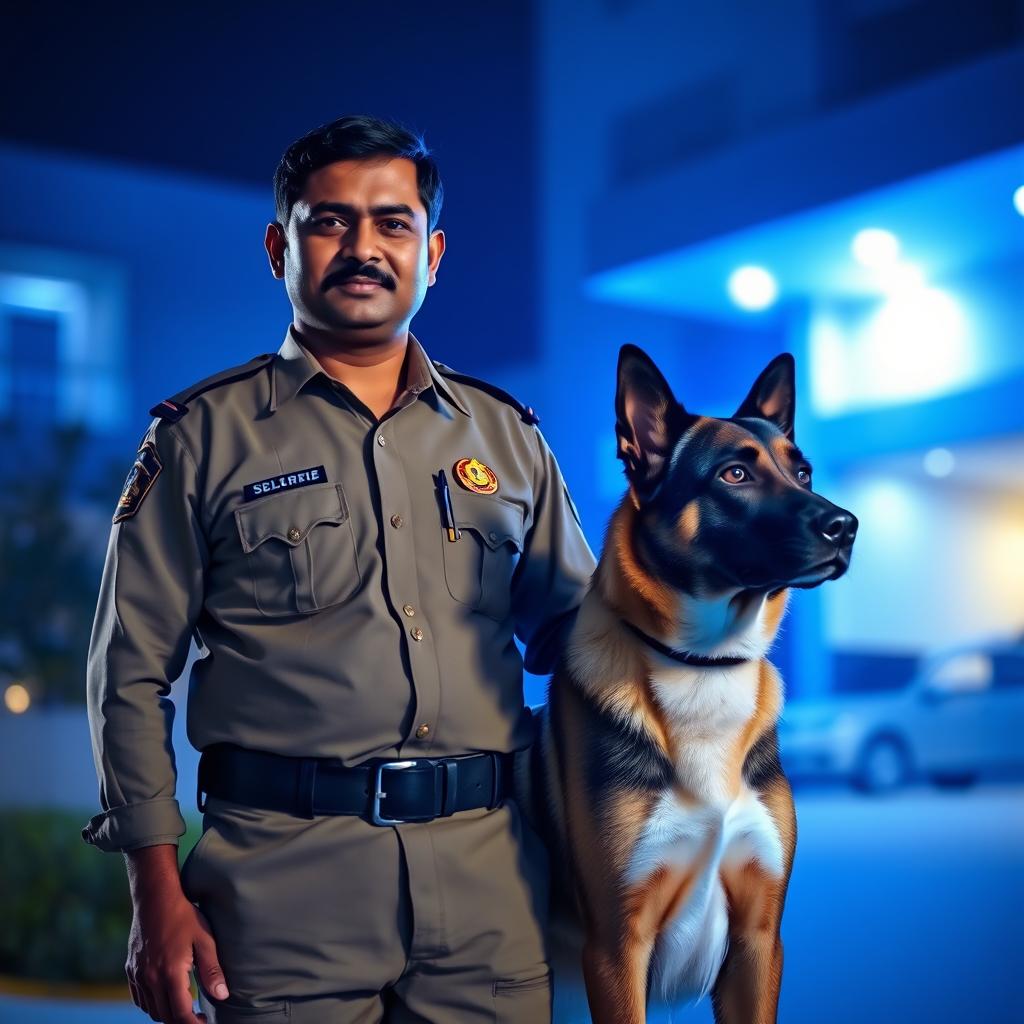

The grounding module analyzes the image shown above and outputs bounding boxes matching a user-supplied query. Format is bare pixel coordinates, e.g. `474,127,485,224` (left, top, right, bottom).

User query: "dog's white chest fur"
650,660,760,804
626,660,786,1004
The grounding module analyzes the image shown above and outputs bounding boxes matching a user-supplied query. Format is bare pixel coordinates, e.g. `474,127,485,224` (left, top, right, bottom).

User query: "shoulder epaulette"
149,354,275,422
432,361,540,425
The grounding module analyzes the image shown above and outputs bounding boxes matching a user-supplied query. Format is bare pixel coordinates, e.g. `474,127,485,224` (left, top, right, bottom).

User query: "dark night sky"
0,2,539,369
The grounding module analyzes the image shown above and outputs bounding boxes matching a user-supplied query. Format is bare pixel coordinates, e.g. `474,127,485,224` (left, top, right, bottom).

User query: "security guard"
81,114,596,1023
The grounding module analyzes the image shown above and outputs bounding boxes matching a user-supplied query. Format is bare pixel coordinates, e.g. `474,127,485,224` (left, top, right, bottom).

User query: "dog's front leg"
710,777,796,1024
579,858,700,1024
581,931,652,1024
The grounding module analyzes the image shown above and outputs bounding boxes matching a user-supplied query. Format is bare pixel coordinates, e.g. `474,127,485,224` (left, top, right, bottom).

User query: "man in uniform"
82,114,596,1023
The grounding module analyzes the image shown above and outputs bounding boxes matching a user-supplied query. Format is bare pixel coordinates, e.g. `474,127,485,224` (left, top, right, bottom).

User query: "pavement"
3,782,1021,1023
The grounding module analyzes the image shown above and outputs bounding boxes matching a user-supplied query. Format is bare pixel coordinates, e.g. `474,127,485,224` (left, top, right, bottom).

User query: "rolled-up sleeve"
511,425,597,675
81,419,207,853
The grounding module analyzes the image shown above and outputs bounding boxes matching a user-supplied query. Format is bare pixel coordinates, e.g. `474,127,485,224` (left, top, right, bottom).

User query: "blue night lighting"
727,265,778,311
923,447,956,477
852,228,901,269
586,144,1024,324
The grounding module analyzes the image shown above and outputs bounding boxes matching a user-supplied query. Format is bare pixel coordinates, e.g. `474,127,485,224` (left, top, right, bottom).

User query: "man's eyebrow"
307,201,419,220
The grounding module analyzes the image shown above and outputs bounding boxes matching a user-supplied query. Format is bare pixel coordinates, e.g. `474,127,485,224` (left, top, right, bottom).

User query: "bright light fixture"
4,683,30,714
880,263,926,295
727,266,777,311
852,228,901,269
1014,185,1024,217
809,286,971,416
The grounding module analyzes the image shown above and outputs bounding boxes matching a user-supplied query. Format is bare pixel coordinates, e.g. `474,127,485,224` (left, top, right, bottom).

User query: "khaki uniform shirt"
82,326,597,853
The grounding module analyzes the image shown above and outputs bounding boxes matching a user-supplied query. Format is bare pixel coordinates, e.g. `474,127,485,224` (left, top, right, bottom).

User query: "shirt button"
415,723,431,739
376,434,387,446
410,627,424,642
390,513,403,528
488,531,499,542
402,604,416,617
287,527,301,542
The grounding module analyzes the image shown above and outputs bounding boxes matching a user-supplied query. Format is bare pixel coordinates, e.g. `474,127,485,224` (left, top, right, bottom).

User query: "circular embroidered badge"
453,457,499,494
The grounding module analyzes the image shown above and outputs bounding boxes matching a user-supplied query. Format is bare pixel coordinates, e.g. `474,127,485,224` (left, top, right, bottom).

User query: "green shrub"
0,807,201,983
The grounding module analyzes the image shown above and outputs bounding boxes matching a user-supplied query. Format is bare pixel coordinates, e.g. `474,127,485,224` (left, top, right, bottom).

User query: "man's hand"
124,843,229,1023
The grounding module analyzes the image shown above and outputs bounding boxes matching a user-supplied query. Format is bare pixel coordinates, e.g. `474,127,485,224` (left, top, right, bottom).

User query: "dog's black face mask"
615,344,858,597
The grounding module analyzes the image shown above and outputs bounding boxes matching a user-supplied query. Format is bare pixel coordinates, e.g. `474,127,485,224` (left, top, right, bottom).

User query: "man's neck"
292,322,410,421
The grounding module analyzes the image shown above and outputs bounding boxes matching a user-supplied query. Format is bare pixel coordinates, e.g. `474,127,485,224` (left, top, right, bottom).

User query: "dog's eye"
720,465,749,484
797,467,812,485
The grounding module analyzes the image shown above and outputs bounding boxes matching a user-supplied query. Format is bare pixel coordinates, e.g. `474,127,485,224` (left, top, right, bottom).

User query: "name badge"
243,465,328,502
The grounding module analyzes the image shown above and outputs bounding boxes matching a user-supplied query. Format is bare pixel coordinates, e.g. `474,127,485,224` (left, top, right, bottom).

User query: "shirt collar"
270,325,471,418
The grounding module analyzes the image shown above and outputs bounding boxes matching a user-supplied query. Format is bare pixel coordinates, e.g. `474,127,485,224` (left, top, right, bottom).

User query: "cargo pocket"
208,1005,289,1022
441,489,525,621
196,979,290,1022
492,964,552,1022
234,482,360,616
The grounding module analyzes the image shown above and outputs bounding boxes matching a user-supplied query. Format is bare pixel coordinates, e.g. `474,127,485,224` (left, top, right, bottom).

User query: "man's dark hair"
273,114,444,232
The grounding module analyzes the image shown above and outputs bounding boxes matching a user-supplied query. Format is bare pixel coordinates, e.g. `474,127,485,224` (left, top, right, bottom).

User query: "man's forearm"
124,843,184,902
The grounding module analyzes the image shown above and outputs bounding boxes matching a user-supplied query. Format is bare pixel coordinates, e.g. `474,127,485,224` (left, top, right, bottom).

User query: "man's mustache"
321,266,394,292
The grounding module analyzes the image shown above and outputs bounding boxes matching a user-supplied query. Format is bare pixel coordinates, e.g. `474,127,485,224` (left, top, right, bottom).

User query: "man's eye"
720,465,749,484
316,218,343,228
383,220,408,231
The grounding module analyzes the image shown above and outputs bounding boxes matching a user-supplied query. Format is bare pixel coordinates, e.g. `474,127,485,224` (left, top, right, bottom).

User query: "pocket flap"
450,489,525,551
235,483,349,553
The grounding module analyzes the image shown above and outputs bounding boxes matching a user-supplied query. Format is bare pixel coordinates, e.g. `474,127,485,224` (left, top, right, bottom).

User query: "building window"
7,311,60,426
0,245,126,433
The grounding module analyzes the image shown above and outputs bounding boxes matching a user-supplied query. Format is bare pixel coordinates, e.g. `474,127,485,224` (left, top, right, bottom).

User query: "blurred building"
0,5,1021,1020
532,0,1024,700
0,0,1021,727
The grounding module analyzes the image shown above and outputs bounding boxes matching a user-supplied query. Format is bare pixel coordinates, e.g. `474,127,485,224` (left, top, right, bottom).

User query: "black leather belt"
197,742,517,825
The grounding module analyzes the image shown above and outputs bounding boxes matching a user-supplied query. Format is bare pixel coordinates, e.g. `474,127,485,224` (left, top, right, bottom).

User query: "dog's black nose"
818,510,858,546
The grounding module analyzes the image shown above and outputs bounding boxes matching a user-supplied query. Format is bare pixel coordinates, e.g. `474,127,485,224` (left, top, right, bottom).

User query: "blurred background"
0,1,1022,1021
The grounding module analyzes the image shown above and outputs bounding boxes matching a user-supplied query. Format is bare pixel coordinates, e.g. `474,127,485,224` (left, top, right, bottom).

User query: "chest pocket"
441,488,525,622
234,482,360,617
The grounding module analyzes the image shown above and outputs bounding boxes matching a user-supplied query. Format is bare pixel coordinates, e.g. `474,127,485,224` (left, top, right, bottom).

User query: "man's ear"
733,352,796,440
615,344,688,503
427,229,445,287
264,222,286,279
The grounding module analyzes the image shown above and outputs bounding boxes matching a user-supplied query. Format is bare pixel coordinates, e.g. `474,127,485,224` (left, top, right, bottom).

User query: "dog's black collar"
621,619,750,667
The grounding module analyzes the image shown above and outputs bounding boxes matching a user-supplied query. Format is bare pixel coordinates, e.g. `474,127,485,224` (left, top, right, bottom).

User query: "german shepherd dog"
534,345,857,1023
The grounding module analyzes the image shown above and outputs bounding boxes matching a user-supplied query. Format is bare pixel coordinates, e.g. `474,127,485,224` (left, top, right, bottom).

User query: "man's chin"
313,305,393,333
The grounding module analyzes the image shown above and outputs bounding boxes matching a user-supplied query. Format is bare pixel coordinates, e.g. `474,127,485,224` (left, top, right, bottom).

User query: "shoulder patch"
113,438,162,523
432,362,540,425
149,353,275,421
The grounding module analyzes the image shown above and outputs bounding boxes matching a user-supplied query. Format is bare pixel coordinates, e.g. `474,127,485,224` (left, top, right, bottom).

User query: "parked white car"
777,637,1024,792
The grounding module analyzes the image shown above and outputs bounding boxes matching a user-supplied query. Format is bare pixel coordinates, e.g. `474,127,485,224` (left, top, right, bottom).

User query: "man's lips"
337,279,383,293
324,273,390,292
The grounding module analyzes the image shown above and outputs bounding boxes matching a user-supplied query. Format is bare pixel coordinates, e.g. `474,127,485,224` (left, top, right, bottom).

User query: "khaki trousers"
182,793,552,1023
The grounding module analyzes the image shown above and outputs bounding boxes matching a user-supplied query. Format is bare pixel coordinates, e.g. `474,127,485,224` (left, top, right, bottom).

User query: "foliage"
0,423,121,705
0,807,201,983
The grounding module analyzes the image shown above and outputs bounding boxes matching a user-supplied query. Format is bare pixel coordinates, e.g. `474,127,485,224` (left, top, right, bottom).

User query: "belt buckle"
371,759,423,826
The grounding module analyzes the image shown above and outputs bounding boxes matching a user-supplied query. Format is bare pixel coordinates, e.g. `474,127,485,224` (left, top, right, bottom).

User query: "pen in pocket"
436,469,461,541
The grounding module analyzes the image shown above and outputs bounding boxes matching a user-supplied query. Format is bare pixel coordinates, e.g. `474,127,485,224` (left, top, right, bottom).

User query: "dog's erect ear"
615,344,687,502
733,352,796,440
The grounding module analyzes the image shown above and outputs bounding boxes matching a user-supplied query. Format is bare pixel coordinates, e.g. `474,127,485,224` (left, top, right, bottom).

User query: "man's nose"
340,218,380,263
